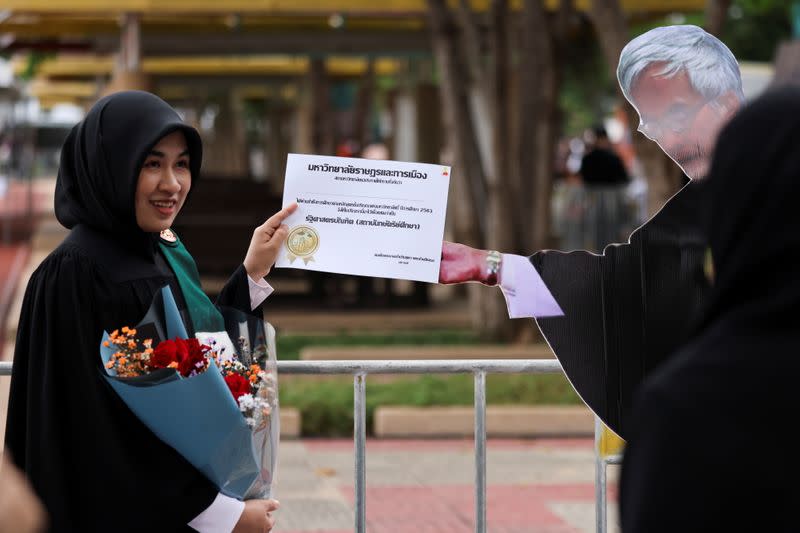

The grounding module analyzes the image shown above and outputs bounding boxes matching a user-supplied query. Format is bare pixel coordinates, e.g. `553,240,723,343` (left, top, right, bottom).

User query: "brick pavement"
273,438,620,533
0,178,54,241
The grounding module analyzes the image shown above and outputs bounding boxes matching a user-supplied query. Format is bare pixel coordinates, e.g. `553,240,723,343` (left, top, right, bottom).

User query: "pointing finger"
262,203,298,230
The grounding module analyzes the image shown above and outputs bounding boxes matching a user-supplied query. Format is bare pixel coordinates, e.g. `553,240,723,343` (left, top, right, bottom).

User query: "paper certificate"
275,153,451,283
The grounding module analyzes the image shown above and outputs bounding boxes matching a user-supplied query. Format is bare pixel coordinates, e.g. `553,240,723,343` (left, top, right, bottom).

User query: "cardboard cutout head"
618,25,745,180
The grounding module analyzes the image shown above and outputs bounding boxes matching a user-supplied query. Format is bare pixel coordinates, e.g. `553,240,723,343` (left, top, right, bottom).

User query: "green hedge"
274,330,580,436
279,373,581,437
275,330,481,361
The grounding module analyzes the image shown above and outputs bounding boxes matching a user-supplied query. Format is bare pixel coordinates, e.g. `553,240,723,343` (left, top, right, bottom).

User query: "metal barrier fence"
0,358,618,533
595,417,623,533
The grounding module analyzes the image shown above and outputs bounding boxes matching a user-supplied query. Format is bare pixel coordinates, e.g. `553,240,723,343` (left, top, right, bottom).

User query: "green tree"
723,0,792,61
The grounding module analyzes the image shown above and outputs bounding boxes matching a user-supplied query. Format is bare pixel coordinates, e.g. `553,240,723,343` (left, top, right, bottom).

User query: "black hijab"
697,86,800,331
55,91,202,237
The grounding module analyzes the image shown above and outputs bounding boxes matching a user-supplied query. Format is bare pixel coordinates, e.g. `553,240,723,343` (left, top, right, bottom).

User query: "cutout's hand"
439,241,492,285
243,203,298,281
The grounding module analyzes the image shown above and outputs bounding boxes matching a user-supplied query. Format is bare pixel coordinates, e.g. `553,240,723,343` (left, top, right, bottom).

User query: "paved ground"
273,438,620,533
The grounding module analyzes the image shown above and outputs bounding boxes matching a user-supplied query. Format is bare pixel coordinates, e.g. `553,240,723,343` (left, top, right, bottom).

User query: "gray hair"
617,25,744,105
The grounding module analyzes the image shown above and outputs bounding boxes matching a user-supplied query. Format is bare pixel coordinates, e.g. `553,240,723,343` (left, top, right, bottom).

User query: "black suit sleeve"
216,264,263,318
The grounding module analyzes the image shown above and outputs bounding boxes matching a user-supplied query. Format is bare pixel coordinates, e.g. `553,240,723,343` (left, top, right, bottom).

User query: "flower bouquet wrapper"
99,286,279,500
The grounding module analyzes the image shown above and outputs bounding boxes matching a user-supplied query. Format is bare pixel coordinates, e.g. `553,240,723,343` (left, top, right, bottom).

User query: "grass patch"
280,373,581,437
276,329,481,361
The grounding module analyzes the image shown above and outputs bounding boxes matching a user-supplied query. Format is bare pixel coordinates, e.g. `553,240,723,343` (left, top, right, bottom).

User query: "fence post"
474,370,487,533
354,372,367,533
595,416,608,533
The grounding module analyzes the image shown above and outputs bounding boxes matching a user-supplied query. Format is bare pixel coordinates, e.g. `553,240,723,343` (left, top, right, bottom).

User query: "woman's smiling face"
134,130,192,233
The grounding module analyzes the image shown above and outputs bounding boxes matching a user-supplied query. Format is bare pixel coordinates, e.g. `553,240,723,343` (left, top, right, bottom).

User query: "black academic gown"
530,180,710,439
5,224,259,532
619,321,800,533
619,87,800,532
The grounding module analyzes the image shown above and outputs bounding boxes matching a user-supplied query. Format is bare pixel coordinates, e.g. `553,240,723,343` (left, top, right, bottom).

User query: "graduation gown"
5,224,258,532
620,88,800,531
530,180,711,439
619,321,800,532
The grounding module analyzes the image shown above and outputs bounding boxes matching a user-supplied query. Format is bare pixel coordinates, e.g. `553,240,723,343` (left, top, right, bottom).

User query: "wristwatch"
485,250,502,286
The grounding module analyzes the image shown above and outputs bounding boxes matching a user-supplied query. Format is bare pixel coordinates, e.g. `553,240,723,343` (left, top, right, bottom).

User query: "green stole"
157,235,225,333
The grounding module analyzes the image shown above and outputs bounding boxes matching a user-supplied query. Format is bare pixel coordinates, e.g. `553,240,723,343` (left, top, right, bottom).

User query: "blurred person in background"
579,125,631,253
551,136,588,251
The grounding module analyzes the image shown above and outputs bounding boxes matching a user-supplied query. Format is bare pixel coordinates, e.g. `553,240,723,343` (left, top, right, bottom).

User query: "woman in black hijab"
619,87,800,531
5,91,292,532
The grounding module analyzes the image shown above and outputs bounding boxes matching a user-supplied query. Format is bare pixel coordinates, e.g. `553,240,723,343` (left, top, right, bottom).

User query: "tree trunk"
427,0,488,245
458,0,496,186
705,0,731,36
588,0,629,77
487,0,514,254
457,0,486,84
430,0,524,340
478,0,515,340
519,0,560,252
589,0,683,217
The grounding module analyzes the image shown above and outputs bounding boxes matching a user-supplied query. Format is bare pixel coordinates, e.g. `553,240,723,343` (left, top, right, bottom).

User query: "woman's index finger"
263,202,298,229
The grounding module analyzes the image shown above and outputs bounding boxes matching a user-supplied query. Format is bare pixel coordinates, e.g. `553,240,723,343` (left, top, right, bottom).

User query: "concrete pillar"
292,85,313,155
202,93,248,178
120,13,141,73
102,13,151,96
310,58,334,154
265,105,289,194
392,90,416,162
415,83,442,164
391,83,442,164
388,81,442,305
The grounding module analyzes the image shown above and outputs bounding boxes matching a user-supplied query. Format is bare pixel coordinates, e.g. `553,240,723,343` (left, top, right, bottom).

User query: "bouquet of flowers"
99,286,279,500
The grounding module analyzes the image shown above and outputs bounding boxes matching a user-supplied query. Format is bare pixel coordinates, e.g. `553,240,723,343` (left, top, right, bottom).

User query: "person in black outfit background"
578,125,631,252
620,86,800,533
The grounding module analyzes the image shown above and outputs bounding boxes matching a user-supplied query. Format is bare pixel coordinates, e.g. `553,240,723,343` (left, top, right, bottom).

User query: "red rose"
174,338,189,362
150,339,181,369
224,373,251,402
178,338,209,377
185,338,207,358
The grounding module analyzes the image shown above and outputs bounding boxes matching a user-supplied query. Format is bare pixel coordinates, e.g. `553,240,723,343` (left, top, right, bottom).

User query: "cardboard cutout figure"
439,26,744,439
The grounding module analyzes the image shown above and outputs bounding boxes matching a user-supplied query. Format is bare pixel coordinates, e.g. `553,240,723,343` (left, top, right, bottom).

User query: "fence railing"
0,358,618,533
595,417,623,533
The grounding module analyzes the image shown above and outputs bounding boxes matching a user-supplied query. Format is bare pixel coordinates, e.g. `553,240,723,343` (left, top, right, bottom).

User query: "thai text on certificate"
275,153,451,283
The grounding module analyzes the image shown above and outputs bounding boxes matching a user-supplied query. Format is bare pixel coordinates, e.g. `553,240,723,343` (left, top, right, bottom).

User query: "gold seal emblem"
159,228,177,243
286,225,319,265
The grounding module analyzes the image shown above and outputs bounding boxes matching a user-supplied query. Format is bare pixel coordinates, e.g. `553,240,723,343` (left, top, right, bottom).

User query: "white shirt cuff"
248,274,275,310
188,493,245,533
498,254,564,319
